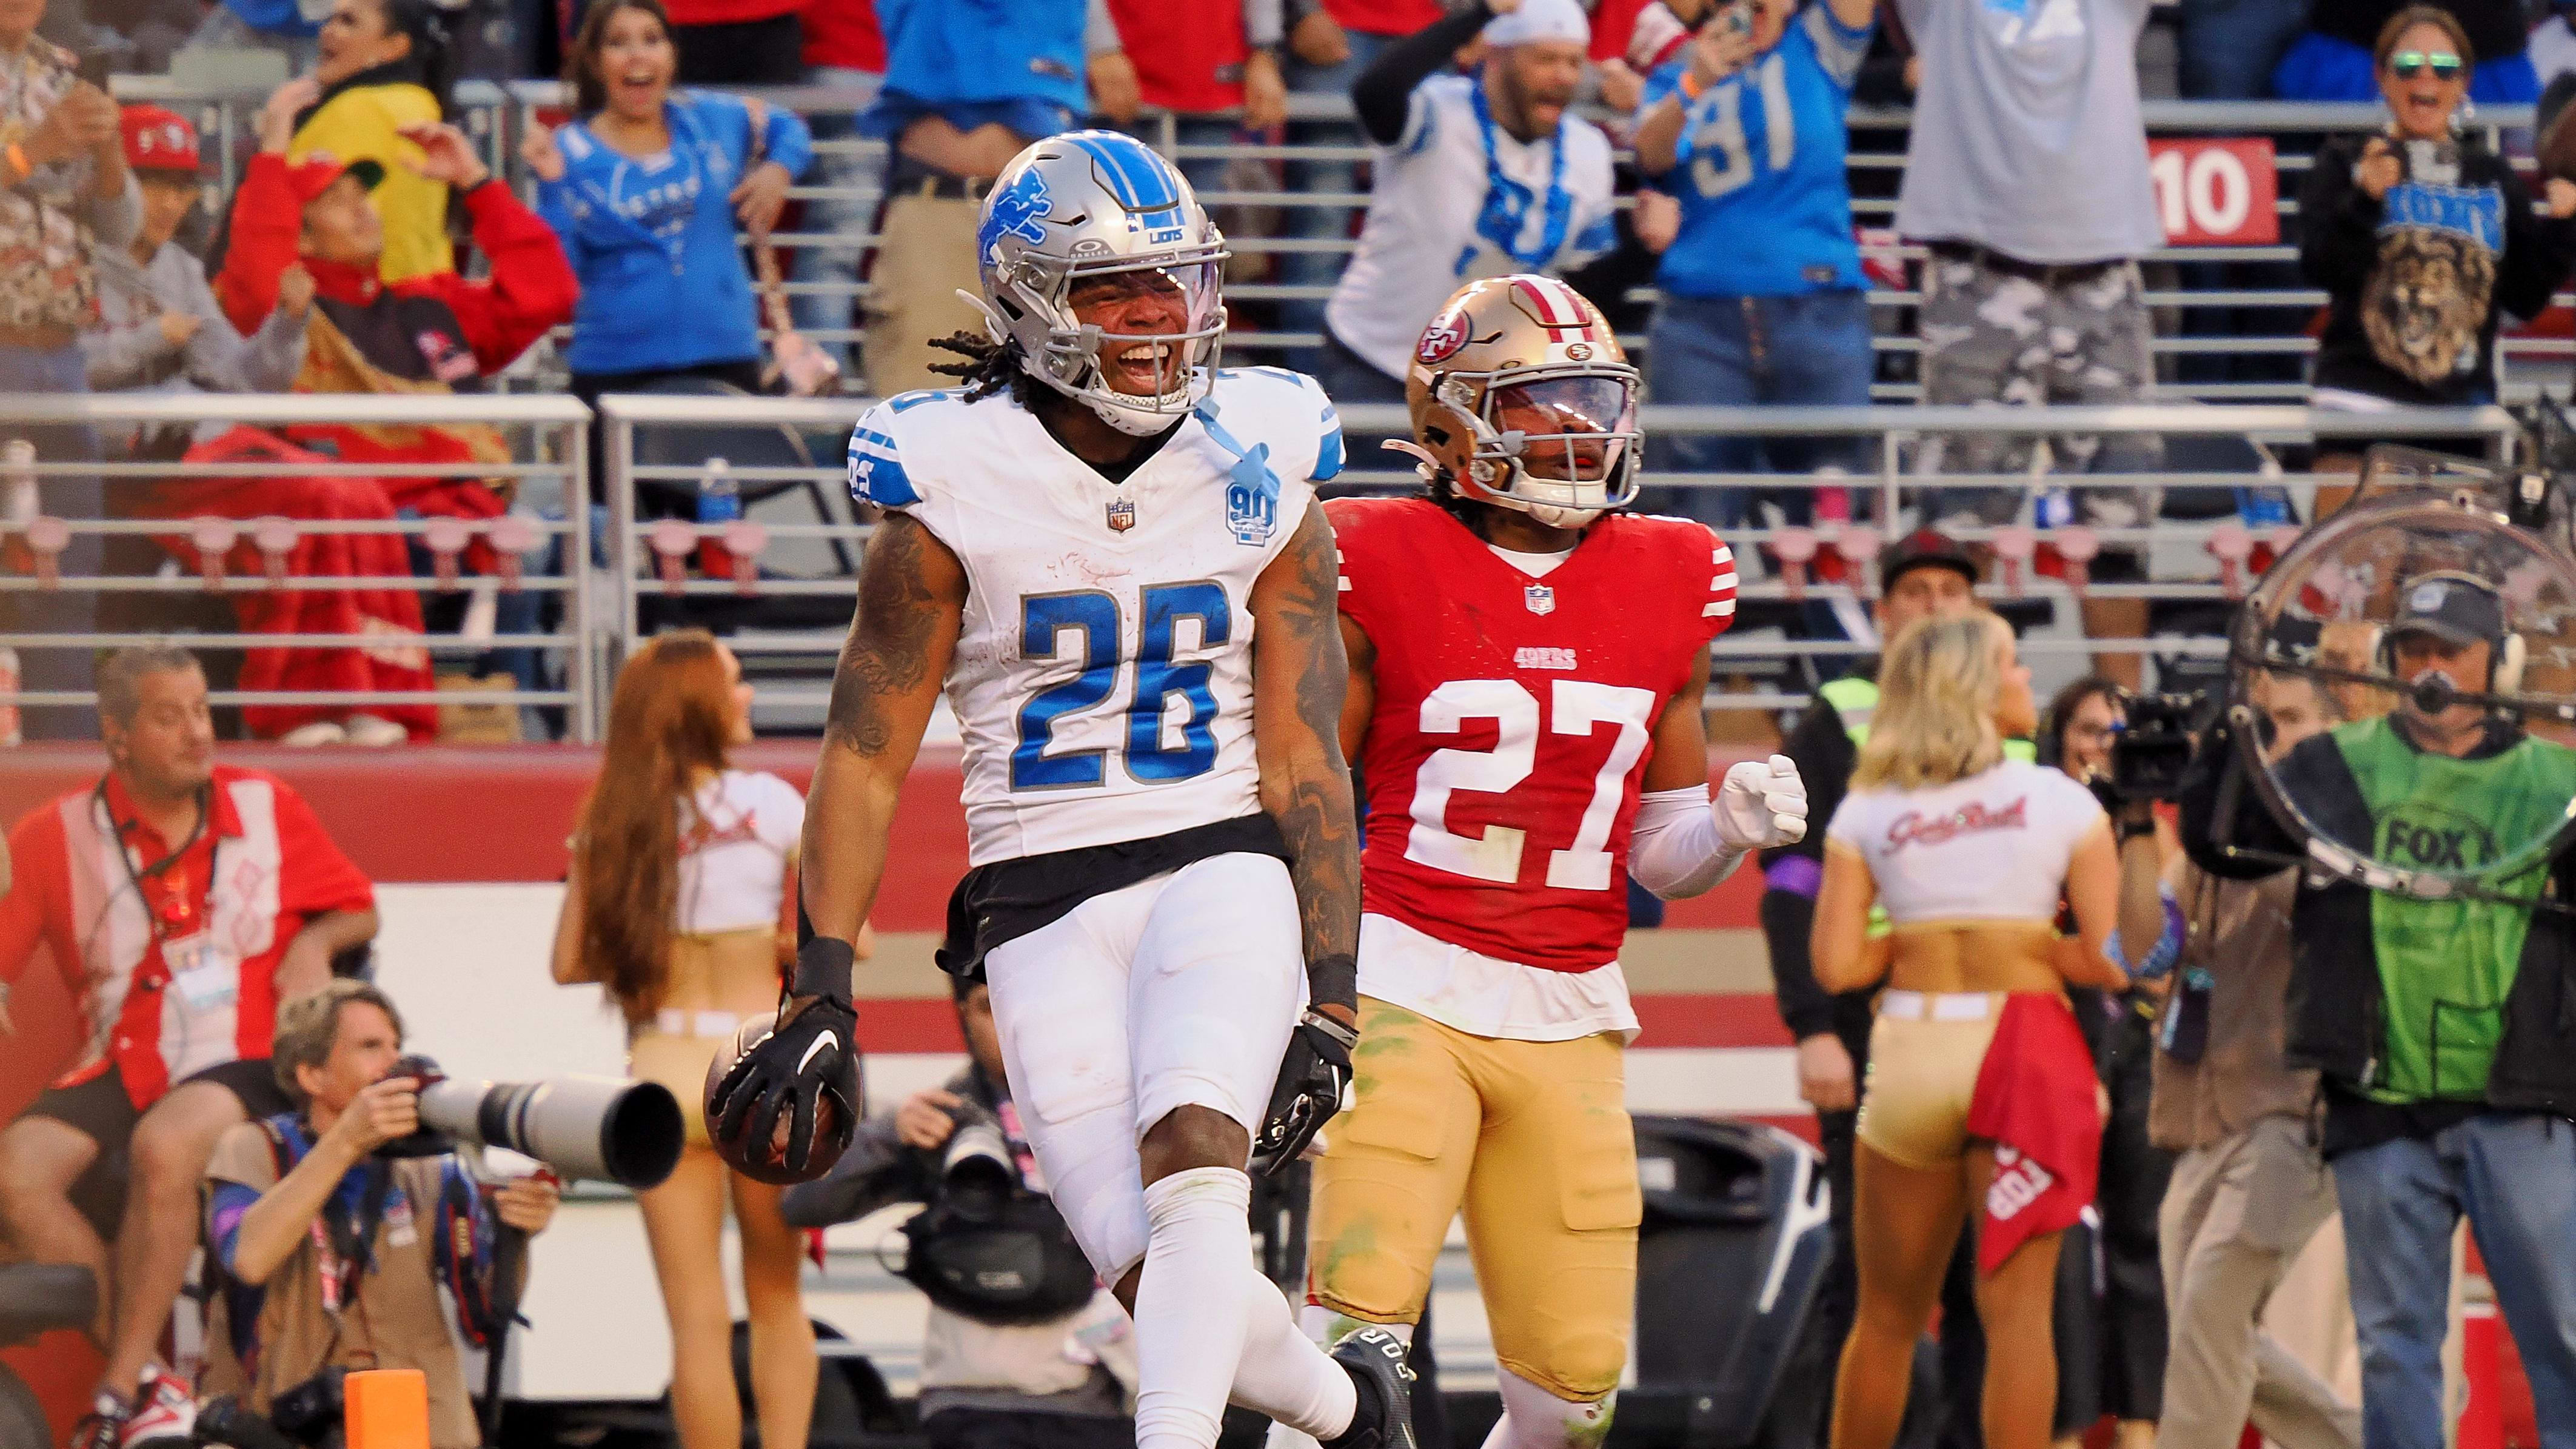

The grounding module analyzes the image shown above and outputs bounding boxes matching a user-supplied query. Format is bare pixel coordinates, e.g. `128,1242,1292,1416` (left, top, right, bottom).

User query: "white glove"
1715,754,1808,851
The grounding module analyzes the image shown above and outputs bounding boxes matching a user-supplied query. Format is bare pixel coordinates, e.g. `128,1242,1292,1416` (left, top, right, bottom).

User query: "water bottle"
0,644,22,748
2,439,35,530
695,457,740,580
2035,486,2076,531
2235,452,2293,529
2233,487,2293,528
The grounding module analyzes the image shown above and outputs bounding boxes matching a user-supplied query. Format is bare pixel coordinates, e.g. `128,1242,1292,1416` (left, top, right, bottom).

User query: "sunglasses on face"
2389,50,2464,80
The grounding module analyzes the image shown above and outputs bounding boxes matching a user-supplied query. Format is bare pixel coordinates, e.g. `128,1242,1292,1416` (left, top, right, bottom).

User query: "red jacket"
1106,0,1250,114
216,152,577,379
1590,0,1653,61
664,0,800,28
801,0,885,73
1323,0,1442,37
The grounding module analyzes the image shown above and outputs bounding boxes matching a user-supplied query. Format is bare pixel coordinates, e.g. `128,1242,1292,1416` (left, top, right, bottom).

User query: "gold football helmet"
1393,274,1642,529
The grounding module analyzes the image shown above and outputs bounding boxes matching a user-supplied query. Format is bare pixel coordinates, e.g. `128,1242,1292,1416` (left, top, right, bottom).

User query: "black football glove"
706,937,861,1184
1251,1008,1357,1177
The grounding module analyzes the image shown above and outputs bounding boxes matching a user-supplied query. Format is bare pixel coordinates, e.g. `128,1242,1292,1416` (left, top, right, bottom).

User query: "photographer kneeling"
781,979,1131,1449
199,981,560,1448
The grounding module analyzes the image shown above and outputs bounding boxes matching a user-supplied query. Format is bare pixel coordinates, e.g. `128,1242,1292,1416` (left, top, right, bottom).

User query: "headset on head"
2357,570,2528,701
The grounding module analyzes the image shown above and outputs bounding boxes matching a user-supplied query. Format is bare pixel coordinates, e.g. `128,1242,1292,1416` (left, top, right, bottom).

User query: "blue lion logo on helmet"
979,168,1052,263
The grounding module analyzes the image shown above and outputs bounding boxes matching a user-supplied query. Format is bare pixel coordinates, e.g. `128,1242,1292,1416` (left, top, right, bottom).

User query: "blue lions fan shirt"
1639,5,1874,298
537,92,814,376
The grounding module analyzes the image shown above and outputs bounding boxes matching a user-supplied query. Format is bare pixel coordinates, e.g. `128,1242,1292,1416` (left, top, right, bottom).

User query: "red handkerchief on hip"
1963,992,2103,1276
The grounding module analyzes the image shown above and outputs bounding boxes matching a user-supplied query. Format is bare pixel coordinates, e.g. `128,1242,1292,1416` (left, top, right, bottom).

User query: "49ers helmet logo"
1417,310,1471,365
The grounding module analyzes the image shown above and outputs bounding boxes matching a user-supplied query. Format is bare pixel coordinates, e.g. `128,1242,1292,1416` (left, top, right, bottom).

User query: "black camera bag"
896,1190,1098,1327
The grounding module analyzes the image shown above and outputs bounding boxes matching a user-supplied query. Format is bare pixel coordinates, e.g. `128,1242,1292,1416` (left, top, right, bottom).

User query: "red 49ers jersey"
1331,497,1736,973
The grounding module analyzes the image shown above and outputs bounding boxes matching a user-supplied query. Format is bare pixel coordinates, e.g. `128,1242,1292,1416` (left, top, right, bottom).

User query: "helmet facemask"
989,244,1229,437
1434,365,1643,528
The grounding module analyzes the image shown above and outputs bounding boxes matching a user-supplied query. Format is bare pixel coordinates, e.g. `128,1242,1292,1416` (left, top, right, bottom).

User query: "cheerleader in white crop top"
550,631,866,1449
1807,613,2126,1449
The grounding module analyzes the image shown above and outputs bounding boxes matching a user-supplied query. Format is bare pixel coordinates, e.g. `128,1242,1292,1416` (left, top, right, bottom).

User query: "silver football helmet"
972,130,1230,436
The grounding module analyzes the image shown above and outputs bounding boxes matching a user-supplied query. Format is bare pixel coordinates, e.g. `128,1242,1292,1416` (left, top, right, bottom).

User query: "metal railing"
593,392,865,719
581,394,2521,717
0,392,2527,735
450,84,2559,395
102,69,2568,397
0,392,597,737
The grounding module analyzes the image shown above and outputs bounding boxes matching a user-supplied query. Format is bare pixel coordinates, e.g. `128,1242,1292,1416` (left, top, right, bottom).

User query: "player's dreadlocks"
1410,425,1504,541
926,330,1050,412
1424,470,1497,538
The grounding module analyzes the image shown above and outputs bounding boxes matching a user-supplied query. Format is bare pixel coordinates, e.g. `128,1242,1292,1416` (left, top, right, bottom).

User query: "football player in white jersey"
708,131,1416,1449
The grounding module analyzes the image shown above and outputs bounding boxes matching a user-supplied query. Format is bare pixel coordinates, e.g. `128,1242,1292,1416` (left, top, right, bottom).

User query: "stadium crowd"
6,2,2576,1449
3,0,2573,740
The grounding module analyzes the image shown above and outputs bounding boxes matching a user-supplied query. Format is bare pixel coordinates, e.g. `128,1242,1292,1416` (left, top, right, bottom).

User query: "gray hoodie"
81,238,305,432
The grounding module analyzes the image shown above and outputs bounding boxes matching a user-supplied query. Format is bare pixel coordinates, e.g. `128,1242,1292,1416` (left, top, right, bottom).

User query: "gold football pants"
1308,999,1641,1402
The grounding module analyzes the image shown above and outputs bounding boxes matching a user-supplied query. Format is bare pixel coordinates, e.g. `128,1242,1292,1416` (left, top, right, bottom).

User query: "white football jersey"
847,368,1345,867
1325,73,1621,382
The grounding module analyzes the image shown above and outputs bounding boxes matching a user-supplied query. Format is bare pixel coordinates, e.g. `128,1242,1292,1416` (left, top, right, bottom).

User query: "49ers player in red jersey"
1288,275,1810,1449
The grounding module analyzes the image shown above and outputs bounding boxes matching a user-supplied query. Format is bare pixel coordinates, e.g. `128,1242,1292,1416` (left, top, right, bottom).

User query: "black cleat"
1323,1326,1419,1449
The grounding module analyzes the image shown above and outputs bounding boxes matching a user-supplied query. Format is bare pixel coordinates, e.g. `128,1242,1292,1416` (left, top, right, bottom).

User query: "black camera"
268,1368,345,1448
193,1395,301,1449
937,1117,1017,1224
190,1370,346,1449
898,1117,1097,1326
2108,692,2207,803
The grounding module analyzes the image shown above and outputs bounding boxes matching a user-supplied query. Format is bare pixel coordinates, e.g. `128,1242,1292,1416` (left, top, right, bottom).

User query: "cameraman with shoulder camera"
2183,574,2576,1449
2151,666,2359,1449
781,978,1132,1449
199,980,559,1449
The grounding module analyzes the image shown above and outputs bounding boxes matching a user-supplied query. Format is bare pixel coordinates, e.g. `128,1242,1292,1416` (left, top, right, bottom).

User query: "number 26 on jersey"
1013,583,1228,790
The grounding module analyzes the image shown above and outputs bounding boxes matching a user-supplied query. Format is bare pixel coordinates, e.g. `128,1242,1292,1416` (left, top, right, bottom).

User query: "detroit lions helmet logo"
979,168,1053,263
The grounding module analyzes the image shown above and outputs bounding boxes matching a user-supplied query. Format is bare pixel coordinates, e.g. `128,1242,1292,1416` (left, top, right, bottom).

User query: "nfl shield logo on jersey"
1525,583,1556,615
1106,498,1136,533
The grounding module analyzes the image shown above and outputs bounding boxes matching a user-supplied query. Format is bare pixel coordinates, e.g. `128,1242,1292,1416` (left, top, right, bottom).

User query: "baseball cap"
1484,0,1591,47
119,105,198,177
284,153,386,206
2390,572,2506,649
1878,527,1979,589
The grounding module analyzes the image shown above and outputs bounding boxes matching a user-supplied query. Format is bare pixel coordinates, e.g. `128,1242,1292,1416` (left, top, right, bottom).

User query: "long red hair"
575,629,737,1023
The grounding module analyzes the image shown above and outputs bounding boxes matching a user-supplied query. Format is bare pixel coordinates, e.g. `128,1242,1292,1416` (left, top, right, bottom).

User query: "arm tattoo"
824,513,939,759
1265,508,1362,972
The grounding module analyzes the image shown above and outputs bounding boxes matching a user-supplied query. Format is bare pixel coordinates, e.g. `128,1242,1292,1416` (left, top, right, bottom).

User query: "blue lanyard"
1195,398,1283,546
1465,82,1573,277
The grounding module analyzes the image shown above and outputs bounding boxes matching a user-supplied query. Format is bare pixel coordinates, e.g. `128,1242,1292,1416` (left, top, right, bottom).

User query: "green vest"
2330,717,2576,1102
1819,675,2038,761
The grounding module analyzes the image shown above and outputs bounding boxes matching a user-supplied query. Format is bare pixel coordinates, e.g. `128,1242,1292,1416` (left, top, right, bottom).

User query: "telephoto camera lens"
940,1120,1017,1223
381,1056,684,1188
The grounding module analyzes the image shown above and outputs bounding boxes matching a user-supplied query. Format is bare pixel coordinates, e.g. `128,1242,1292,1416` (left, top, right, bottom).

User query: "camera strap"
286,1122,392,1316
